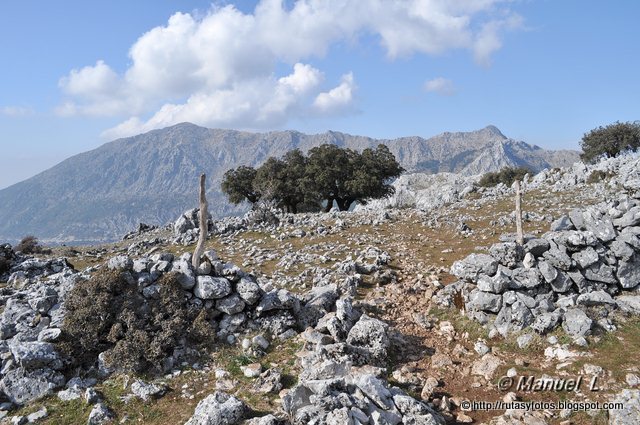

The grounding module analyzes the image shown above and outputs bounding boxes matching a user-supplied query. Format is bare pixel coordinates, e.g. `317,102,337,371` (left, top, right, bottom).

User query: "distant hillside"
0,123,579,244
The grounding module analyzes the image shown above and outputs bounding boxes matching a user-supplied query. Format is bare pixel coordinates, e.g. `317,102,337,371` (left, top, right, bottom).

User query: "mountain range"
0,123,579,244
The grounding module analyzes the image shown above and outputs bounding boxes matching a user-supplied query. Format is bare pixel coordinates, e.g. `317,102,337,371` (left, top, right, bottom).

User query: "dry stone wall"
449,193,640,339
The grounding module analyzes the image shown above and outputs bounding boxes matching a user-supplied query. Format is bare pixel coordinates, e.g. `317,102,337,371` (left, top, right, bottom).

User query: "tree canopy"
580,121,640,163
220,166,261,205
306,144,404,211
220,144,404,212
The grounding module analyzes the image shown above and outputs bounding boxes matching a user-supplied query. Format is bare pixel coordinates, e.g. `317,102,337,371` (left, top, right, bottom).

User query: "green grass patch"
570,317,640,380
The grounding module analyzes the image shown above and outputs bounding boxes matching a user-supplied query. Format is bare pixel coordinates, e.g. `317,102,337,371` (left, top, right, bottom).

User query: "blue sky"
1,0,639,189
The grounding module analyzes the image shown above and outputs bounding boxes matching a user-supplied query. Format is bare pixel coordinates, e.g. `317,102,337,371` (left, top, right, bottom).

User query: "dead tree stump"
192,174,208,270
515,179,524,245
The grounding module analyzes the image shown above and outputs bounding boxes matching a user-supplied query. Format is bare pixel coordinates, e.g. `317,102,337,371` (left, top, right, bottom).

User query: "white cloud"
474,13,524,66
313,73,356,113
102,63,329,139
1,106,34,117
424,77,456,96
58,0,522,137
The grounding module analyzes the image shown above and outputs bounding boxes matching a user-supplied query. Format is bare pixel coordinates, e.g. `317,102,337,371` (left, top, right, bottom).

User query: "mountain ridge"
0,123,579,244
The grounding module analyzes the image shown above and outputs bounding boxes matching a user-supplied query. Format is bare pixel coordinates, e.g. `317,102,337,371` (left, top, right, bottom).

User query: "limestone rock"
130,380,167,402
346,315,390,365
468,291,502,313
617,255,640,289
87,402,115,425
471,354,504,380
476,270,511,294
184,391,247,425
0,368,64,405
216,294,246,315
450,254,498,281
609,389,640,425
236,278,262,305
562,308,592,338
253,368,283,394
107,255,132,271
194,276,232,300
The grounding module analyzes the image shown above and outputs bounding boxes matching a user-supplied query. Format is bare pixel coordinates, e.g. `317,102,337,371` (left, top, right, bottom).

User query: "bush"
15,235,41,254
58,270,215,374
478,166,532,188
586,169,616,184
14,235,51,255
580,121,640,163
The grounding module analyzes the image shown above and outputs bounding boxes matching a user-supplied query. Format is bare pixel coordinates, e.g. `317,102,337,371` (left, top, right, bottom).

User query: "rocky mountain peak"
480,124,507,139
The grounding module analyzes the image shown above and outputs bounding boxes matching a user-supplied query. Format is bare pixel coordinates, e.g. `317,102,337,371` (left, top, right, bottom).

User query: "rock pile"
282,309,445,425
0,255,79,407
448,193,640,338
98,250,318,367
355,172,476,212
183,291,445,425
173,208,214,245
525,150,640,194
167,243,422,425
173,203,281,245
362,150,640,216
0,229,397,419
4,256,72,290
122,222,159,240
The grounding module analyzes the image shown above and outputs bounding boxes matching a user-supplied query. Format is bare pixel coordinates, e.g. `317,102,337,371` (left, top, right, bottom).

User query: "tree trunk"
324,198,334,212
515,180,524,245
192,174,208,269
337,198,353,211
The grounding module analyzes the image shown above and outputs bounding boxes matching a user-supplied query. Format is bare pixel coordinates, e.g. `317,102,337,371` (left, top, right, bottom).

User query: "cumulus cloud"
424,77,456,96
313,73,356,113
102,63,330,139
58,0,522,138
1,106,34,117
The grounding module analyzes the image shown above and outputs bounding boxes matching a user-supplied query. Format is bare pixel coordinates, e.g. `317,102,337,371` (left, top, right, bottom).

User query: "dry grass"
13,181,631,424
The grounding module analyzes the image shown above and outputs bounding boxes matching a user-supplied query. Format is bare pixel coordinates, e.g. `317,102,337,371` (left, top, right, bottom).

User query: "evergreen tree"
220,166,260,204
306,144,404,211
580,121,640,163
222,144,404,212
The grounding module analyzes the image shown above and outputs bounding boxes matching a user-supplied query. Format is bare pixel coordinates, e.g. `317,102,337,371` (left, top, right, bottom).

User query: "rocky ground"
0,152,639,424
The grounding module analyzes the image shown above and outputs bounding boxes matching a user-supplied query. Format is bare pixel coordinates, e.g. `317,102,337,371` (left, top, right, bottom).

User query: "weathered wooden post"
515,179,524,245
192,173,208,269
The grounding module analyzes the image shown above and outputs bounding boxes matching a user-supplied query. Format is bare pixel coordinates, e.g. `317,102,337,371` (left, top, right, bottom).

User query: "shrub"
586,169,616,184
478,166,532,188
58,270,215,374
15,235,42,254
580,121,640,163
